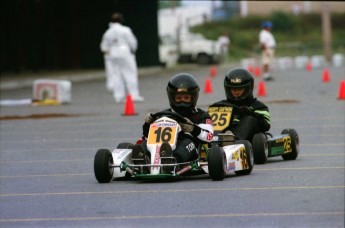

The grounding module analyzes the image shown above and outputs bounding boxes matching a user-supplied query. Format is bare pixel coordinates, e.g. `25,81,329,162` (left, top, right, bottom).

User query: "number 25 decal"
208,106,233,132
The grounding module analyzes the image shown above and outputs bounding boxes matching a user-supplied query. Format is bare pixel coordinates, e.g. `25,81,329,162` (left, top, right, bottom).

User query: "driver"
210,68,270,140
132,73,214,168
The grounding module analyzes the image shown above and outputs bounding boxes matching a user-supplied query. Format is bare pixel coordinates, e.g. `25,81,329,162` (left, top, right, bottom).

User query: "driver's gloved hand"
239,106,255,116
145,113,154,124
180,117,194,133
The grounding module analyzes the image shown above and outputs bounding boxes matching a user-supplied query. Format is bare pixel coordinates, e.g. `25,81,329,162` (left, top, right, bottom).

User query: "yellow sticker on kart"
208,106,233,132
147,122,178,145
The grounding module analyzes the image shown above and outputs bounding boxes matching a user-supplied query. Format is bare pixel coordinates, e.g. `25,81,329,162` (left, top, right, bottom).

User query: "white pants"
105,54,141,102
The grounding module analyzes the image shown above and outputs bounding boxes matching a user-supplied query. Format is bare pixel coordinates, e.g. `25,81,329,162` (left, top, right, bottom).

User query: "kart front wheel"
208,146,226,181
234,140,254,175
252,133,268,164
94,149,114,183
281,129,299,160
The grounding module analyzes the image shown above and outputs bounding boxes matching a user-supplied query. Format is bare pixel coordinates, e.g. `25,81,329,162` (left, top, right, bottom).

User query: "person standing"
217,31,230,63
100,12,144,102
259,21,276,80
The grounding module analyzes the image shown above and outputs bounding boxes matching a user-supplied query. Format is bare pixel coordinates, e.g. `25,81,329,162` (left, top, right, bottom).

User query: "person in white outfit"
217,31,230,63
259,21,276,80
100,13,144,102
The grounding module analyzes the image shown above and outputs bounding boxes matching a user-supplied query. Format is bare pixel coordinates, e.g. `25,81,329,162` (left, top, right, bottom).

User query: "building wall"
246,1,345,15
1,0,159,73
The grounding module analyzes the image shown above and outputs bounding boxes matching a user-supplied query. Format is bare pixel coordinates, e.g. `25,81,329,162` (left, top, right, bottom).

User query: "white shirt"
100,22,137,58
259,29,276,49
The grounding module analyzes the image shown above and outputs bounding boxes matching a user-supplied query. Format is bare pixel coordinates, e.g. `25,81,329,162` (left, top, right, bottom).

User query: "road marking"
0,153,344,164
0,211,344,223
0,185,344,197
301,143,344,146
0,173,92,178
255,166,345,171
0,159,92,164
0,166,344,179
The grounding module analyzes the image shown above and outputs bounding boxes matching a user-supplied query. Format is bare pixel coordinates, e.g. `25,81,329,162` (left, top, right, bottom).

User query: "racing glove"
180,117,194,133
145,113,154,124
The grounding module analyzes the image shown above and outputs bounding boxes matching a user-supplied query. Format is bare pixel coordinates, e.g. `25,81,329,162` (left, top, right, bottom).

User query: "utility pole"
321,1,332,64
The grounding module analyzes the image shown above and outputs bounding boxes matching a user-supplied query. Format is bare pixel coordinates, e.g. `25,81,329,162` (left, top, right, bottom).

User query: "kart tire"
208,145,226,181
234,140,254,175
94,149,114,183
117,142,134,149
252,133,268,164
281,129,299,160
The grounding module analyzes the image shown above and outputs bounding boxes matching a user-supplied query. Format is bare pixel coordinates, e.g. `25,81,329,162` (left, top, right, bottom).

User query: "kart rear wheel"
234,140,254,175
117,142,134,149
208,146,226,181
281,129,299,160
252,133,268,164
94,149,114,183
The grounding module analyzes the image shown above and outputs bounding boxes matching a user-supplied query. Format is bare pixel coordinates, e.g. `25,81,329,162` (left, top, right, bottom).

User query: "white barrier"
33,79,72,104
333,53,344,67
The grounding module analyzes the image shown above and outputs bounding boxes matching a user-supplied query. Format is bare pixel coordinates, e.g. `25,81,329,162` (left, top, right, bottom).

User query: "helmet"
262,21,272,29
167,73,200,115
224,68,254,105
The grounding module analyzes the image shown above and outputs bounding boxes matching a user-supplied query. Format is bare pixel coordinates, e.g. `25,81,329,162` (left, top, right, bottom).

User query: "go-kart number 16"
148,125,177,144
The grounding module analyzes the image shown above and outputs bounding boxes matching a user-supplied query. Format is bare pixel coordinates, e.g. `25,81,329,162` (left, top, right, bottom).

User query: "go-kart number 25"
148,125,177,144
208,106,232,132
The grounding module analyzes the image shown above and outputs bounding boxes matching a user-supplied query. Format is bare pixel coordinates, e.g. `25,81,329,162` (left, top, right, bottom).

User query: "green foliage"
270,11,296,32
190,12,345,60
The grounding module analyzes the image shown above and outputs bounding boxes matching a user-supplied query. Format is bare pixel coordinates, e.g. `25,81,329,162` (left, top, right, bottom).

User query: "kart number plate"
208,106,233,132
148,123,178,145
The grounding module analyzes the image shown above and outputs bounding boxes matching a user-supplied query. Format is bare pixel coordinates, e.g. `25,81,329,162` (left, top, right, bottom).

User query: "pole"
321,1,332,64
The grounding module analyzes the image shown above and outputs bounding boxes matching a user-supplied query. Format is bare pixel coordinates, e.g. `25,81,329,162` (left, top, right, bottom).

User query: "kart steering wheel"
151,111,187,124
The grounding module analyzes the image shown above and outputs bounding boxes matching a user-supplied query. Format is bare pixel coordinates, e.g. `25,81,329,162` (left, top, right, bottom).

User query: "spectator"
259,21,276,80
217,31,230,63
100,12,144,103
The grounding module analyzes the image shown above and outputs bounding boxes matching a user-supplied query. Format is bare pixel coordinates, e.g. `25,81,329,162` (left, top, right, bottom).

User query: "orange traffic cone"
254,66,261,77
306,62,312,72
322,68,330,83
338,80,345,100
210,65,217,77
257,81,266,96
247,64,254,74
122,95,137,116
204,78,213,94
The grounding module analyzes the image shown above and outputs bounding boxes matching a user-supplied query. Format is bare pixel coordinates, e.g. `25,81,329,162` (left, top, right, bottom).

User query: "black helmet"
224,68,254,105
167,73,200,115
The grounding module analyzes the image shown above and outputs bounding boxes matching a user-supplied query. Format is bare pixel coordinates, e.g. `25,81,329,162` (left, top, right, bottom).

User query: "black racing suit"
142,108,214,163
210,97,270,141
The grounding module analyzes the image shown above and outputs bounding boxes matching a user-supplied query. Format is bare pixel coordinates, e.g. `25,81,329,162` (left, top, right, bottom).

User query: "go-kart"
94,111,254,183
207,103,299,164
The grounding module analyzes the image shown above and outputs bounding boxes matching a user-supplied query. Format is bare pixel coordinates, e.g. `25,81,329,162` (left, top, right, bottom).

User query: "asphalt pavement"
0,63,344,227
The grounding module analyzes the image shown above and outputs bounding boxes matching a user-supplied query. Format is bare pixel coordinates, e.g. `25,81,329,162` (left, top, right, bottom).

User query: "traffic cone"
322,68,330,83
247,64,254,74
306,62,312,72
254,66,261,77
204,78,213,94
210,65,217,77
122,95,137,116
338,80,345,100
257,81,266,96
